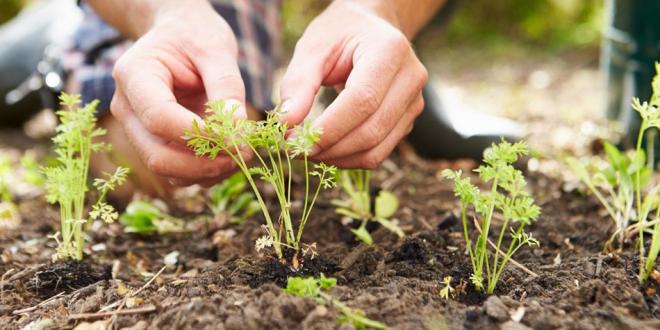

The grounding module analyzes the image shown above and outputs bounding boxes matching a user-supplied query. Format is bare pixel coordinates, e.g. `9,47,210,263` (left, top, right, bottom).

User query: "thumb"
194,53,247,118
279,38,334,126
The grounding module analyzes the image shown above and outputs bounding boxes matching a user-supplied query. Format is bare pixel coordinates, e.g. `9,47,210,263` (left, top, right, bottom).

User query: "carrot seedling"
568,63,660,282
43,94,128,261
185,100,336,270
284,275,387,329
442,140,540,294
332,169,403,244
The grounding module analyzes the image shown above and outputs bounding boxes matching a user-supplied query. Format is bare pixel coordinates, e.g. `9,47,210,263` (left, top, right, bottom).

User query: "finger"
308,37,409,156
278,34,336,126
314,70,425,160
319,100,422,169
113,56,202,144
192,52,247,118
111,90,238,180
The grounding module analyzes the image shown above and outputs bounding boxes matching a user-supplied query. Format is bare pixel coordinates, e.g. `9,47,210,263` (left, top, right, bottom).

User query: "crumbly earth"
1,130,659,329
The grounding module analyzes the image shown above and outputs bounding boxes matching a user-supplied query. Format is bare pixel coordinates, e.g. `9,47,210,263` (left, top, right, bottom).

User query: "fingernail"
280,99,292,114
225,99,247,119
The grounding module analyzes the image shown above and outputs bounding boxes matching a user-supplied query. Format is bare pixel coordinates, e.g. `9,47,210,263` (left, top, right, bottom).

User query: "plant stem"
636,123,647,280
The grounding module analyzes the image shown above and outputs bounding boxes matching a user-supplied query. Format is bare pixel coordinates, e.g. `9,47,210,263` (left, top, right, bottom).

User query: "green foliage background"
0,0,603,51
281,0,603,51
0,0,25,24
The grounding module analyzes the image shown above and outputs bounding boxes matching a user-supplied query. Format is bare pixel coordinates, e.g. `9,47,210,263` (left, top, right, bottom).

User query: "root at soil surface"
30,260,110,298
248,248,338,288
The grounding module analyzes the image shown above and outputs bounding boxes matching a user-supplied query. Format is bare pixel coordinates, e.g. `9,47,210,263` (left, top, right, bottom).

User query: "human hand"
110,1,247,186
279,0,428,168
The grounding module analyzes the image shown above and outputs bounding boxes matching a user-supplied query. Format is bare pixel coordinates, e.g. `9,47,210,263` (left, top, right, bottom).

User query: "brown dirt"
1,147,659,330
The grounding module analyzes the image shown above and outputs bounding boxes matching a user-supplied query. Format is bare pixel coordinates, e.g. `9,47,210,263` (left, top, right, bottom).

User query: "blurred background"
1,0,656,165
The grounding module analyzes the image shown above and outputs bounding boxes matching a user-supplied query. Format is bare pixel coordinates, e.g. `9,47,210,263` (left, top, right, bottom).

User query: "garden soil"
1,129,659,329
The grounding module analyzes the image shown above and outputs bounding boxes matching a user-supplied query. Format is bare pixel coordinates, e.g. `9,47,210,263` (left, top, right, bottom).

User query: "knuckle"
141,105,164,135
216,73,244,89
417,65,429,88
413,98,425,116
203,162,224,178
385,30,410,56
361,153,383,170
363,123,385,148
405,123,414,135
145,152,166,175
352,86,381,116
111,58,130,82
109,96,124,119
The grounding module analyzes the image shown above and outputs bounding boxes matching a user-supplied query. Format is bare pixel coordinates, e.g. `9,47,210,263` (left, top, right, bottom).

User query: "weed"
439,276,455,300
207,172,260,224
442,140,540,294
284,275,387,329
332,169,403,244
120,200,186,234
185,100,336,269
43,94,129,261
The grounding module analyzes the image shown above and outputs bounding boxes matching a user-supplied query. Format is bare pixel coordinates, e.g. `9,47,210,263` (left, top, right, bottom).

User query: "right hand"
110,1,247,187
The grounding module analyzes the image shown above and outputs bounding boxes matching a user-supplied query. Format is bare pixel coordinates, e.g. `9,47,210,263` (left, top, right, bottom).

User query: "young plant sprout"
439,276,455,300
284,275,387,329
185,100,337,270
442,140,540,294
567,143,652,250
0,156,11,202
568,63,660,282
332,169,403,244
43,94,129,261
120,200,186,234
207,172,260,224
0,156,19,227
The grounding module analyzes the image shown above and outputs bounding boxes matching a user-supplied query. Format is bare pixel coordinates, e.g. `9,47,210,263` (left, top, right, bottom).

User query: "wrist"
338,0,404,34
135,0,211,37
337,0,443,39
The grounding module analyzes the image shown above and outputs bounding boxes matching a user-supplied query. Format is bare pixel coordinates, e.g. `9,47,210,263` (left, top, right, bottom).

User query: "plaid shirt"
64,0,282,113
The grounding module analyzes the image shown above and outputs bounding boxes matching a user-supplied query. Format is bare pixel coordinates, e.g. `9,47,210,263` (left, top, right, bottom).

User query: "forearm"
86,0,211,39
342,0,446,39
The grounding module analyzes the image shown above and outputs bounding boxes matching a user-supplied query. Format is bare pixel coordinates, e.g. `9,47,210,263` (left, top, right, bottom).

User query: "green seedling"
185,100,336,270
120,200,186,234
43,94,128,261
332,169,403,244
629,64,660,283
567,143,652,250
208,172,260,224
284,275,387,329
568,63,660,282
20,152,46,187
439,276,455,300
0,156,11,202
442,140,541,294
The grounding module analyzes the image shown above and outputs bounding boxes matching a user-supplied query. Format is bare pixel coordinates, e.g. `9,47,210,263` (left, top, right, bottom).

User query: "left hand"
279,0,428,168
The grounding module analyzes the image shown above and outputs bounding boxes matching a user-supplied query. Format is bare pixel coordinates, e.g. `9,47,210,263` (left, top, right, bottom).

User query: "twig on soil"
12,291,65,314
472,217,539,278
133,265,167,297
6,264,44,283
68,304,156,320
1,268,15,303
67,280,106,304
